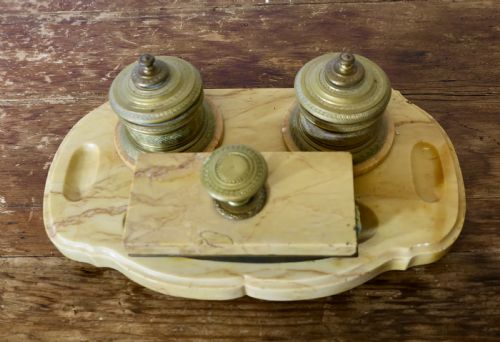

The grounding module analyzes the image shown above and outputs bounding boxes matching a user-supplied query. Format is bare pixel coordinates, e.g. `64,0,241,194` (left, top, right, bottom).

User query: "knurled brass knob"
202,144,268,210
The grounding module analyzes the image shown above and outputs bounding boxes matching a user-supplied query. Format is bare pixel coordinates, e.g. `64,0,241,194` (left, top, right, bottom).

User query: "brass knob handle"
201,145,267,219
202,144,267,206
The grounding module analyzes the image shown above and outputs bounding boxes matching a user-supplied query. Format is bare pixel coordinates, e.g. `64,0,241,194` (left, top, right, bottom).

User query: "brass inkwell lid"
286,52,394,174
110,54,202,124
109,54,221,167
295,52,391,130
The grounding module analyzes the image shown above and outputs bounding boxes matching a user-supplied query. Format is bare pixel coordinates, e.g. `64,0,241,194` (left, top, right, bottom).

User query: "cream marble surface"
43,89,466,300
125,151,356,256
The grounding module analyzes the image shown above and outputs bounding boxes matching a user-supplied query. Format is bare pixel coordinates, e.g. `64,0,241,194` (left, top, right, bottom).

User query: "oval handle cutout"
63,143,100,201
411,142,444,203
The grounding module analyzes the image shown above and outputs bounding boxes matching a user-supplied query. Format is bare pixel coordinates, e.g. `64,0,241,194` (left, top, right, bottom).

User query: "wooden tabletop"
1,1,499,340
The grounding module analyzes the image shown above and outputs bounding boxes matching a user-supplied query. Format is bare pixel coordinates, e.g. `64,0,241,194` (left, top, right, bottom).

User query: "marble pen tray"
43,88,465,300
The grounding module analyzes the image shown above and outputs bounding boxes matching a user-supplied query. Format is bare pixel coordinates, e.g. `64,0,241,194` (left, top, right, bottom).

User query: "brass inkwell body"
109,54,222,166
284,52,394,175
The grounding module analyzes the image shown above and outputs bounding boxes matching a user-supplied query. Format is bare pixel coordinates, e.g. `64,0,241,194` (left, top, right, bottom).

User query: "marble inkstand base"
43,88,465,301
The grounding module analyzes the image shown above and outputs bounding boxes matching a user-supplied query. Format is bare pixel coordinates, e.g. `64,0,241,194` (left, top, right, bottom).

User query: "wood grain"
0,0,499,340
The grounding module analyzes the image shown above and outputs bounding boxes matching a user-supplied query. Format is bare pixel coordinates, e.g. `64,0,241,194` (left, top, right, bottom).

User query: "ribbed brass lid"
201,145,268,204
294,52,391,129
109,54,203,125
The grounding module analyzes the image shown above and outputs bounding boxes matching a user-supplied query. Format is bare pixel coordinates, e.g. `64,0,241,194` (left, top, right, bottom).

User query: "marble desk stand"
43,89,465,301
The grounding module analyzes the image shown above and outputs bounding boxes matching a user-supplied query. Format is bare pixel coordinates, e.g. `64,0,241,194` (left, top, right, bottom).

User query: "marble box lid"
123,151,357,257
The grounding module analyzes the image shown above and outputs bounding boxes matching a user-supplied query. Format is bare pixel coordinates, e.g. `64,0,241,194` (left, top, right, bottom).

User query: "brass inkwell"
109,53,223,167
43,50,465,300
283,52,394,175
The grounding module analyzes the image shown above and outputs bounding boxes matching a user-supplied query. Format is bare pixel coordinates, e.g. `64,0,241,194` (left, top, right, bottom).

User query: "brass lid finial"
138,54,155,73
337,52,355,73
131,53,170,89
324,52,365,87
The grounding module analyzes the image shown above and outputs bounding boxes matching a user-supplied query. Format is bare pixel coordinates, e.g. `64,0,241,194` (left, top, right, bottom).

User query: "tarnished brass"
201,144,268,220
289,52,392,164
109,53,217,163
131,54,169,89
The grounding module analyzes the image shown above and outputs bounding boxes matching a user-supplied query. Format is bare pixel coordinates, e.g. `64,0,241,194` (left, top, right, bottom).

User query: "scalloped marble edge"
43,89,466,301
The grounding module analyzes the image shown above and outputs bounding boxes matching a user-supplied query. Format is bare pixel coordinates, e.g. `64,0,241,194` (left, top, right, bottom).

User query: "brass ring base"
115,99,224,169
214,187,267,220
282,105,395,176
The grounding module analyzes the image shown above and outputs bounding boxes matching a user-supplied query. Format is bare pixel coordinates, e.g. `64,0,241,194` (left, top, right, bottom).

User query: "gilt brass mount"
109,54,219,165
201,144,268,220
286,52,393,168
